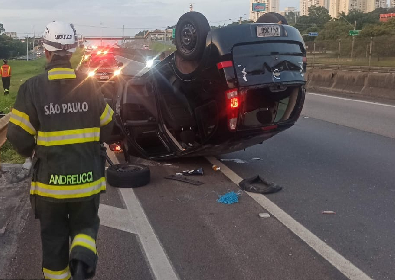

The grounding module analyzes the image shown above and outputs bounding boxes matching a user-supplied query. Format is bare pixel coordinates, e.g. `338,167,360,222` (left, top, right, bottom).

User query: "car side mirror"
118,62,124,67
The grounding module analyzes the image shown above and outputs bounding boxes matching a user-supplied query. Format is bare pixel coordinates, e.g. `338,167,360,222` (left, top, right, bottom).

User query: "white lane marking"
206,156,372,280
107,150,179,280
308,92,395,108
120,188,180,280
99,204,136,234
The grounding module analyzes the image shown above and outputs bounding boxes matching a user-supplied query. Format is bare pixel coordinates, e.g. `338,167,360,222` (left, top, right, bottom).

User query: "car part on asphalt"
259,213,271,218
107,163,150,188
239,175,282,194
217,191,240,204
212,165,221,171
164,175,204,186
175,11,210,61
322,211,336,215
182,168,204,176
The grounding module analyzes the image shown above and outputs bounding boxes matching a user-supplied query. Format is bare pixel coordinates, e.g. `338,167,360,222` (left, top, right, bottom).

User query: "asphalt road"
221,93,395,280
116,55,147,77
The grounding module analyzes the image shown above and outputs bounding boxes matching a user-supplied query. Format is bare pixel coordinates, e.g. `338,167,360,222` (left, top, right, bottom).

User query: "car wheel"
175,12,210,61
106,163,150,188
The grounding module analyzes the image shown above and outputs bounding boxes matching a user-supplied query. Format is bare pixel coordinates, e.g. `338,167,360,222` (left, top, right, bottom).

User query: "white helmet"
43,21,77,53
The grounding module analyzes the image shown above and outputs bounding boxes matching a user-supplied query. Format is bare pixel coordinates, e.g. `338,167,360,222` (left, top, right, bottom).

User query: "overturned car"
105,12,306,161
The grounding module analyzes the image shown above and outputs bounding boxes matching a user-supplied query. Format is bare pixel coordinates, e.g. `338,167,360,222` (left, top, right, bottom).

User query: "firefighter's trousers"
34,195,100,280
2,77,10,93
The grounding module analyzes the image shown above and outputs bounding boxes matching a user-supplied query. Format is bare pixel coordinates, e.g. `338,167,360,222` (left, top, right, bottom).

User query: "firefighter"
1,59,11,95
7,21,114,280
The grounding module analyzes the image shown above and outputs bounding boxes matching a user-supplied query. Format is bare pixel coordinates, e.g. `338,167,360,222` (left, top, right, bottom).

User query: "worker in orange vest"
1,60,11,95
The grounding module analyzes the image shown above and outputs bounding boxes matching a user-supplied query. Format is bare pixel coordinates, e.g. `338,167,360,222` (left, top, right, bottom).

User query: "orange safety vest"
1,65,11,78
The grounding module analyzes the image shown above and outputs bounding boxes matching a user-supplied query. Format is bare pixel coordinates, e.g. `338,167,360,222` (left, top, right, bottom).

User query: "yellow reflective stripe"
30,178,106,199
71,234,97,254
43,266,71,280
37,127,100,146
10,108,36,135
48,68,76,80
100,104,114,127
38,127,99,137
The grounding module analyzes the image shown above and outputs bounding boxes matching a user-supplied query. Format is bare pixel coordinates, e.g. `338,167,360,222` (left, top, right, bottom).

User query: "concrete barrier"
306,69,395,101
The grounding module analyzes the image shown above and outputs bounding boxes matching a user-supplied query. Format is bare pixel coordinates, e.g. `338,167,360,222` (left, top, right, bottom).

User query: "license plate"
99,75,109,80
257,25,281,37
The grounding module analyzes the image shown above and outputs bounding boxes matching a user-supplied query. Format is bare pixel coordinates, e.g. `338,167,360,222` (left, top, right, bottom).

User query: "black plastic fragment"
239,175,282,194
165,175,204,186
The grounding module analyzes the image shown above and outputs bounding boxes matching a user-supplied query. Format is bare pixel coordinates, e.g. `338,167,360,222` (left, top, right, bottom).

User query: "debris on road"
217,191,240,204
182,168,204,176
220,159,247,164
165,175,204,186
212,165,221,171
239,175,282,194
259,213,271,218
322,211,336,215
252,158,263,161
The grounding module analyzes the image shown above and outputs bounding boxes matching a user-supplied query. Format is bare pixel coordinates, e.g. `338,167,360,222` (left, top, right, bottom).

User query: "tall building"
249,0,280,22
371,0,387,9
391,0,395,7
329,0,380,18
300,0,329,16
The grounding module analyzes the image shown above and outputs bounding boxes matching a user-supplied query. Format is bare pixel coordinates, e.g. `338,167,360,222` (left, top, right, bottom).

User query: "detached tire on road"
175,12,210,61
107,163,150,188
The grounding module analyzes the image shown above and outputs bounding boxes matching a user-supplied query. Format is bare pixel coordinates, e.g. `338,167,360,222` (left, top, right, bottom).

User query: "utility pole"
32,26,35,58
351,20,356,60
100,22,103,47
122,25,125,47
368,37,373,70
26,36,29,61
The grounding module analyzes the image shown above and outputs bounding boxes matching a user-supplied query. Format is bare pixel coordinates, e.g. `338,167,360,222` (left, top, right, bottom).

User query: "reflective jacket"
1,64,11,78
7,60,114,202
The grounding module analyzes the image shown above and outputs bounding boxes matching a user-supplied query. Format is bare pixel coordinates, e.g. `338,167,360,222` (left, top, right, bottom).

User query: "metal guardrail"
0,113,10,148
308,64,395,73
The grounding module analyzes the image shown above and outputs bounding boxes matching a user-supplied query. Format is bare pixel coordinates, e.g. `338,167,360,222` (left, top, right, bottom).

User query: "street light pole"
122,25,125,47
100,22,103,47
26,36,29,61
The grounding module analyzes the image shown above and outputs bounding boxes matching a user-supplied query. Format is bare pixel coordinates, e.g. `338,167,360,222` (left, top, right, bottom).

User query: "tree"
293,6,331,35
284,12,297,25
359,18,395,37
317,20,350,40
307,6,331,29
0,35,26,58
0,23,4,34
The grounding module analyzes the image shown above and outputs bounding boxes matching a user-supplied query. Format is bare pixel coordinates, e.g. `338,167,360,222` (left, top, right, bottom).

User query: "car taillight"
226,89,239,131
217,61,233,70
109,143,122,152
303,56,307,63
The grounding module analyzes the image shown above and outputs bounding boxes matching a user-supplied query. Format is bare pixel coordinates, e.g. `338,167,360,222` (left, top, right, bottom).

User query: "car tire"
175,12,210,61
106,163,150,188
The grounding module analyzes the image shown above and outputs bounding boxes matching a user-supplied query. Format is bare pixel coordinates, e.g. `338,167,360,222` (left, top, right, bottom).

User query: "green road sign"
172,28,176,39
349,30,361,36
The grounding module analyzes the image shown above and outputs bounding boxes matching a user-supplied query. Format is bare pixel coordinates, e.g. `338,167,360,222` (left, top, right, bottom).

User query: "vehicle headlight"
146,59,154,68
114,69,121,76
88,71,95,77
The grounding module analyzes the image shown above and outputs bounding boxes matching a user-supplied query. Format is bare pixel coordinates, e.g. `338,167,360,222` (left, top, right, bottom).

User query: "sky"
0,0,299,37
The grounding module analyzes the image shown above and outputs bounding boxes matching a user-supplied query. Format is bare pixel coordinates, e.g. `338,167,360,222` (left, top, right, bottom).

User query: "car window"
234,42,303,58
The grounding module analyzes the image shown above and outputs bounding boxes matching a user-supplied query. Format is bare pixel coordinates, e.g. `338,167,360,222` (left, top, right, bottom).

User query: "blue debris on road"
217,191,240,204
